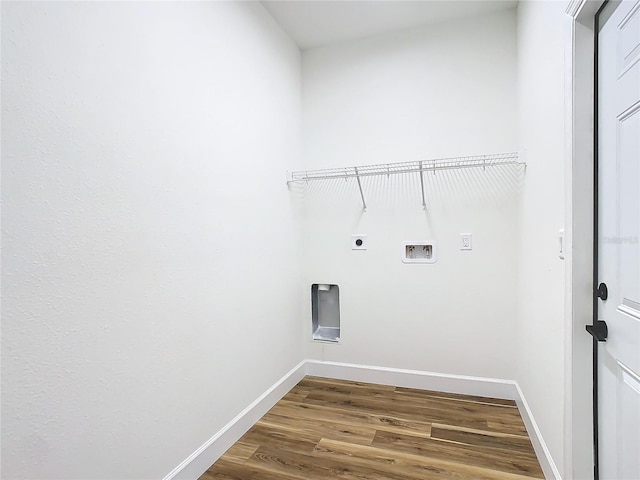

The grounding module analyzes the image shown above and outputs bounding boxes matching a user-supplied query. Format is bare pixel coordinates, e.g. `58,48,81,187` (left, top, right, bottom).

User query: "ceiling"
262,1,518,50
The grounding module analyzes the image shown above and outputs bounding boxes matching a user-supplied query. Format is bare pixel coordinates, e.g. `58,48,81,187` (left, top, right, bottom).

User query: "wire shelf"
288,152,522,182
286,151,524,211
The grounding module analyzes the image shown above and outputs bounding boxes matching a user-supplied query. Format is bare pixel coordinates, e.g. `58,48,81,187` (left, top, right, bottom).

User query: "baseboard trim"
306,360,519,399
164,359,561,480
515,383,563,480
162,360,307,480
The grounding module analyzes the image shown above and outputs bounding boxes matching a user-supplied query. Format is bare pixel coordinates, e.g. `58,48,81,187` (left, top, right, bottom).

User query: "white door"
598,1,640,478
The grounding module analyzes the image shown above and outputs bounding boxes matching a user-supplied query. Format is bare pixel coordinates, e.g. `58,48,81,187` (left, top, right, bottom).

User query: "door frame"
565,1,606,478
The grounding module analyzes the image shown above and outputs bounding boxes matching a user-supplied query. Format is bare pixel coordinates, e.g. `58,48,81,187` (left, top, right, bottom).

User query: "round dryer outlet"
352,234,367,250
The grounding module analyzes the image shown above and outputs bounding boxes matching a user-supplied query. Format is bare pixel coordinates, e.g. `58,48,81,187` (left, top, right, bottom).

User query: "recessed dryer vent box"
311,284,340,342
402,241,436,264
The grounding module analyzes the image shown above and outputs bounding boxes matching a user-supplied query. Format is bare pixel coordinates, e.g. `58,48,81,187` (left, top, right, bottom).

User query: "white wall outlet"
460,233,472,250
352,234,367,250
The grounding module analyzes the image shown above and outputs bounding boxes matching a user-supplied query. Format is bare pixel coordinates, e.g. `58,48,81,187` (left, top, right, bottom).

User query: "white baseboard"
515,383,563,480
162,360,307,480
305,360,520,399
164,359,561,480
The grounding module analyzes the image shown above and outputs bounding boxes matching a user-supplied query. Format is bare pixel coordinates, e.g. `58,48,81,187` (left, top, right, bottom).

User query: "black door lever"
586,320,608,342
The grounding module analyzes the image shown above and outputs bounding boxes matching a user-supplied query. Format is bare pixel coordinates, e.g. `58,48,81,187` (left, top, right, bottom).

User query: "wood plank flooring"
200,376,544,480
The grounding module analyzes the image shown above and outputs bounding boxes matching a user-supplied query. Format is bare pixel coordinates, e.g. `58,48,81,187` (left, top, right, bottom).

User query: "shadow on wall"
292,163,525,214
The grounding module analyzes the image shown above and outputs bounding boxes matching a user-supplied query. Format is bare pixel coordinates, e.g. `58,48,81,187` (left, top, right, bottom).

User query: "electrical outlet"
460,233,472,250
352,234,367,250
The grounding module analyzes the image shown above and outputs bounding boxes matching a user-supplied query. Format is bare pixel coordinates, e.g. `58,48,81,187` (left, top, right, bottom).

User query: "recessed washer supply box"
402,241,436,264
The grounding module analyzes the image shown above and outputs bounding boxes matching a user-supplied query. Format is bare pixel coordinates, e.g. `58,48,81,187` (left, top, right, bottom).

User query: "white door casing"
598,1,640,478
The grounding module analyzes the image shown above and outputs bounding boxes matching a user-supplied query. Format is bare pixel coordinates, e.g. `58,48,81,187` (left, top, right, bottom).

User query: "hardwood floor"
200,376,544,480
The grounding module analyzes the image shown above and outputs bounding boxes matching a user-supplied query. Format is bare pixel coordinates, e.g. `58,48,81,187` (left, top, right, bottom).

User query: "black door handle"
586,320,608,341
597,282,608,301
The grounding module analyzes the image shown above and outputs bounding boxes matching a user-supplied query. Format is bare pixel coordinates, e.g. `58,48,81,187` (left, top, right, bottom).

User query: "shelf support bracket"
419,161,426,209
355,167,367,211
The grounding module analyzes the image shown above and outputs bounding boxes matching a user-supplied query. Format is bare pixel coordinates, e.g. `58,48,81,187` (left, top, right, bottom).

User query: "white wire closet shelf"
287,151,525,211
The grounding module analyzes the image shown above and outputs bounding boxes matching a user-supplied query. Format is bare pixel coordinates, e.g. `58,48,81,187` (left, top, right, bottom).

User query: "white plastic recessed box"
402,241,436,264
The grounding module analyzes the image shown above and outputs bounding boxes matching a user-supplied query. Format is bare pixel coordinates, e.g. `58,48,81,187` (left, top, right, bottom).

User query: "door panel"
598,1,640,479
618,2,640,76
617,363,640,476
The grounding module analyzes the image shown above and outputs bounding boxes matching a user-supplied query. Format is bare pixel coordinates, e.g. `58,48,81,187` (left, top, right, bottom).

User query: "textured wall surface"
1,2,302,478
2,2,575,478
299,10,521,380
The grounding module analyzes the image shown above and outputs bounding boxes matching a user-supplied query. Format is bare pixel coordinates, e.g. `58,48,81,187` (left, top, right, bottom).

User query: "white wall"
299,10,521,379
0,2,302,479
516,1,568,475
